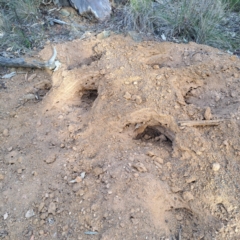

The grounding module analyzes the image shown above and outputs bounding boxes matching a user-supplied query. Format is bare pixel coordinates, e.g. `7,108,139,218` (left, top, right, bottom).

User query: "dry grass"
120,0,238,50
0,0,42,53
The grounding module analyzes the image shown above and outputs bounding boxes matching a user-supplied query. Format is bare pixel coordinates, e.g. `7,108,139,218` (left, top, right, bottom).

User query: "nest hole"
135,126,173,148
79,89,98,110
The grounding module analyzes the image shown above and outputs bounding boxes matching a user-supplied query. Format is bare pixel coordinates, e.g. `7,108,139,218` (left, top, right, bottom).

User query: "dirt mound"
0,35,240,240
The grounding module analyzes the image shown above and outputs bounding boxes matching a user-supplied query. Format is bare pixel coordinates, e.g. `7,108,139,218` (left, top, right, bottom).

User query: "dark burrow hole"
135,126,173,148
79,89,98,110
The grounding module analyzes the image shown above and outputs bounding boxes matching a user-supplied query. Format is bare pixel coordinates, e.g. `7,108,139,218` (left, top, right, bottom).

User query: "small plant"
121,0,236,49
123,0,156,33
0,0,42,52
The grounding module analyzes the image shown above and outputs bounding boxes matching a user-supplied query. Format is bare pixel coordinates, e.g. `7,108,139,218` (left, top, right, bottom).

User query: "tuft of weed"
0,0,42,53
120,0,237,50
122,0,156,33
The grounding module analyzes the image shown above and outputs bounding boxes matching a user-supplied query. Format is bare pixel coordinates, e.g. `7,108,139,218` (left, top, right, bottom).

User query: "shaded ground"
0,34,240,240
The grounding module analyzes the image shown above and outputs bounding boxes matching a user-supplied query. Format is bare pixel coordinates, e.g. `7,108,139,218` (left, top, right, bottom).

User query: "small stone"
153,156,164,164
48,202,56,215
176,214,183,221
38,202,45,213
153,65,159,69
159,134,167,141
80,172,86,179
17,169,22,174
133,173,139,178
3,129,9,137
147,151,155,157
68,125,74,132
7,147,13,152
45,155,56,164
75,176,82,183
60,144,65,148
124,92,132,100
182,191,194,202
135,96,142,104
230,91,237,98
120,222,125,228
212,163,220,172
25,209,35,218
3,213,8,220
0,174,4,180
133,162,147,173
23,94,36,100
60,9,70,16
204,107,212,120
39,230,44,235
97,30,110,40
171,186,182,193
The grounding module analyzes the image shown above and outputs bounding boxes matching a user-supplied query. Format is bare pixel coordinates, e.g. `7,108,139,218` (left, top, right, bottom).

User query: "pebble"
153,65,159,69
23,94,36,100
97,30,110,40
3,213,8,220
3,129,9,137
153,156,164,164
171,186,182,193
81,172,86,179
124,92,132,100
204,107,212,120
182,191,194,201
212,163,221,172
38,202,45,213
39,230,44,235
0,174,4,180
175,214,183,221
7,147,13,152
48,202,56,215
60,9,70,16
17,169,22,174
75,176,82,183
25,209,35,218
133,162,147,173
45,155,57,164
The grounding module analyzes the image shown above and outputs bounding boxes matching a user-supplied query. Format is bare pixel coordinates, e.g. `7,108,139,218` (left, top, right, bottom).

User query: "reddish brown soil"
0,34,240,240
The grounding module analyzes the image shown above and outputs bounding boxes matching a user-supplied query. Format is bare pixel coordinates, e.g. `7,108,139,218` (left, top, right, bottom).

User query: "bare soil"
0,34,240,240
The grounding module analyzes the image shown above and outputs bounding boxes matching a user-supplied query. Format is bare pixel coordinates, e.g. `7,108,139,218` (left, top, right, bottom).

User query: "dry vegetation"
0,0,239,53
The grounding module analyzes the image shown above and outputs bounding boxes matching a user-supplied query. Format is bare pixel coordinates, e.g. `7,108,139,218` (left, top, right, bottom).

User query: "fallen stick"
178,119,226,127
0,47,57,70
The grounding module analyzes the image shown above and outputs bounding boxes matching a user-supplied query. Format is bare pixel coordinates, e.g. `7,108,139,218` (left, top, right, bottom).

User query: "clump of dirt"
0,34,240,240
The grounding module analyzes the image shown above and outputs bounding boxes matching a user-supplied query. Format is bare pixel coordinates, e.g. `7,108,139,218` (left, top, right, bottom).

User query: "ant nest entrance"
135,125,174,149
79,89,98,111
